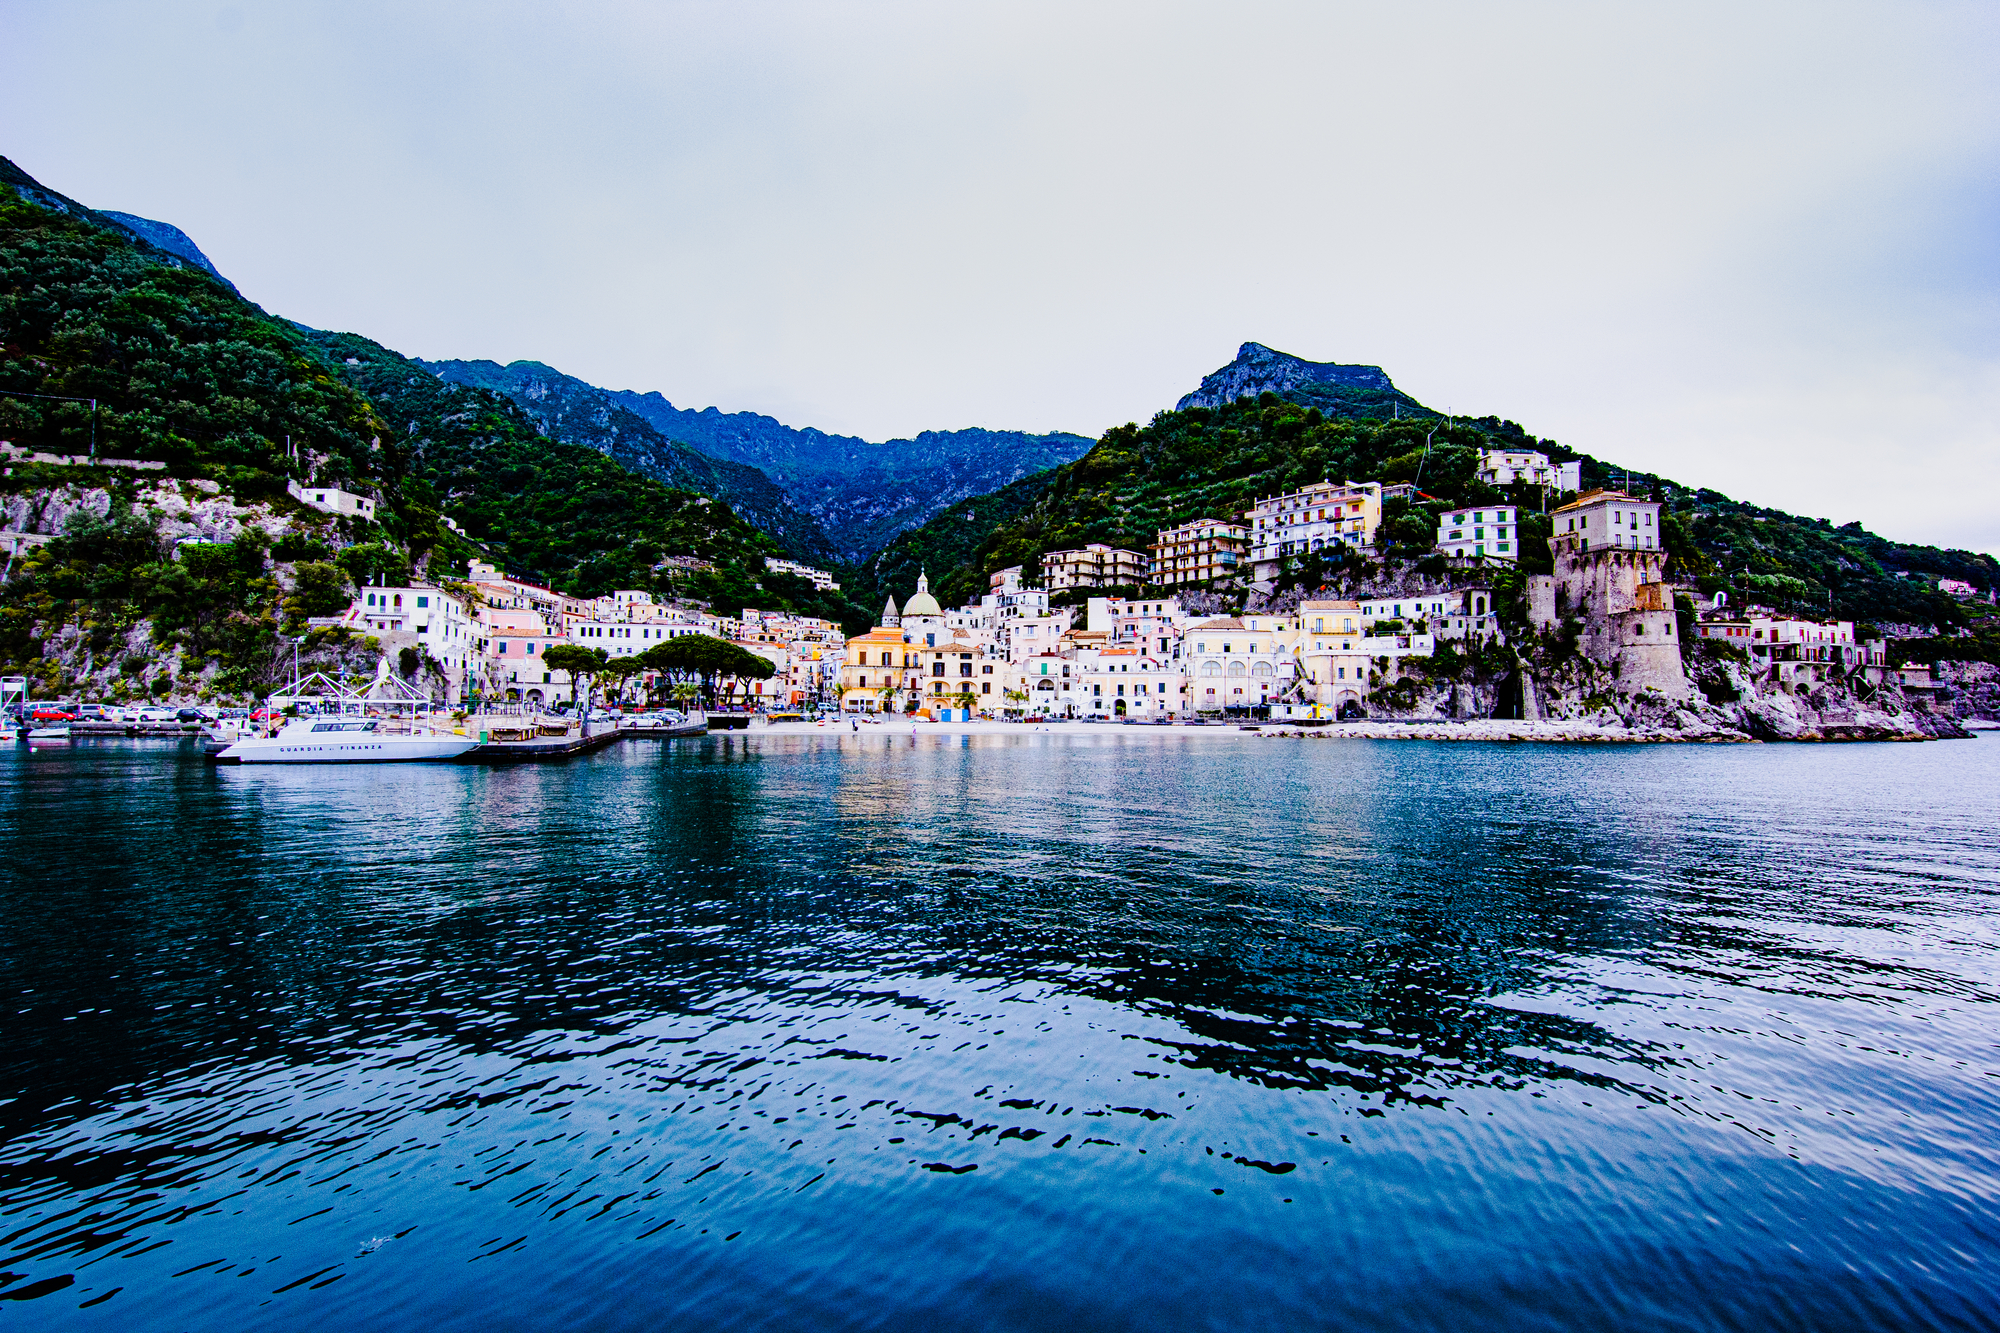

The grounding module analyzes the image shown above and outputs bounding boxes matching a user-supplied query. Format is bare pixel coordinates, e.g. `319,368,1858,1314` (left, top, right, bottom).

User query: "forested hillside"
425,358,840,564
0,157,876,698
862,363,1997,643
608,386,1093,561
313,334,874,629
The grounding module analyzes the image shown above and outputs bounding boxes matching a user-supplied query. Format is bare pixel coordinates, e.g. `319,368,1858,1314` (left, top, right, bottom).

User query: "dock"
71,721,201,738
459,726,627,763
457,718,709,763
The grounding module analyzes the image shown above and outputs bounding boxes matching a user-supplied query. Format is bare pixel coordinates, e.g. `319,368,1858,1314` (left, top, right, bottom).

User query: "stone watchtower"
1526,489,1690,700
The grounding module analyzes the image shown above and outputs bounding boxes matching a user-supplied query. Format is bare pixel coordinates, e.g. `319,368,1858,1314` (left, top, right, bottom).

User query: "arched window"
1201,662,1220,677
1252,662,1273,678
1227,661,1246,677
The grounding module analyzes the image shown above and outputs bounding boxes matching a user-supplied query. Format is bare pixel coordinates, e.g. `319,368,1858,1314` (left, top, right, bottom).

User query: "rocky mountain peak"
1177,342,1397,411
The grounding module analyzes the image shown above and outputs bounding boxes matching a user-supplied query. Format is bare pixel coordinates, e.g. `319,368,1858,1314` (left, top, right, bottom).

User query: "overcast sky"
4,1,1996,552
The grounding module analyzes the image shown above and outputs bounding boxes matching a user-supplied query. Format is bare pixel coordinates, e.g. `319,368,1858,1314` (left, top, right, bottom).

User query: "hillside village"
1,155,1995,742
121,444,1976,744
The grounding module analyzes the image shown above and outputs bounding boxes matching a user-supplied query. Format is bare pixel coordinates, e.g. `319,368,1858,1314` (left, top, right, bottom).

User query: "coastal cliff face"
1360,627,1970,741
1353,638,1967,741
4,477,389,703
1255,557,1979,742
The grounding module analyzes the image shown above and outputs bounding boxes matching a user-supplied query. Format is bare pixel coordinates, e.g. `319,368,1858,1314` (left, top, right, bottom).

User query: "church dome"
901,572,942,619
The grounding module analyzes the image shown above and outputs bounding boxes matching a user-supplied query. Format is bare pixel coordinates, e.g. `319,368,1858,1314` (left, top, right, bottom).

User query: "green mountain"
421,358,841,564
425,360,1094,566
0,156,876,698
605,387,1094,562
304,331,871,630
860,347,1998,643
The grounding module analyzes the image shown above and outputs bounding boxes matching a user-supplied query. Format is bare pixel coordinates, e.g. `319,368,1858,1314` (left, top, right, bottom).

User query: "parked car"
30,707,76,723
176,707,207,723
75,703,118,721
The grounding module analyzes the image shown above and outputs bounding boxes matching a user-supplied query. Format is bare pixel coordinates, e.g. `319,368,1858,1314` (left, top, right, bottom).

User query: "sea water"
3,732,1997,1331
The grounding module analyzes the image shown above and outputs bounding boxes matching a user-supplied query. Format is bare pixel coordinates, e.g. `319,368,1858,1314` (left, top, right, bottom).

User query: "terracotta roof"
1299,599,1360,610
1189,617,1246,630
1552,488,1642,514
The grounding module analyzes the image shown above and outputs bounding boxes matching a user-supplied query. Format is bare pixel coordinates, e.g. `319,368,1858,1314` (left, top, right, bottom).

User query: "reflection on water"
3,733,1998,1330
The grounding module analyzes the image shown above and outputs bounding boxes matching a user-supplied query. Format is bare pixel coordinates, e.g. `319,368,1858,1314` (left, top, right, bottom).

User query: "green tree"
542,643,609,717
285,561,350,621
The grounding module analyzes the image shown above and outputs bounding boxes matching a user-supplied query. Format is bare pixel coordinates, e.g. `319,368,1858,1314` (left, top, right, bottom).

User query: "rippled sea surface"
4,731,1999,1331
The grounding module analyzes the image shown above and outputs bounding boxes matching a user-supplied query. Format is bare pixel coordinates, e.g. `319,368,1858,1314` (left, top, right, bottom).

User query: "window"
527,642,536,655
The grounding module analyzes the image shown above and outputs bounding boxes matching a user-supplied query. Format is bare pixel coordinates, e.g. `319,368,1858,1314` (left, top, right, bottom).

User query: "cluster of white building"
328,558,847,709
303,442,1599,714
1039,447,1583,593
833,569,1505,721
1693,599,1885,692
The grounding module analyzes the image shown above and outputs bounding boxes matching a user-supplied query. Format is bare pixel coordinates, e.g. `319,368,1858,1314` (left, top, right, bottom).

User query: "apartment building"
837,625,918,712
1076,647,1184,719
348,582,481,689
1042,544,1150,591
1001,612,1073,664
1183,616,1297,712
1086,595,1186,659
1244,480,1382,584
1018,650,1089,714
481,606,571,705
1475,448,1582,492
764,556,842,591
1436,506,1521,563
1149,519,1246,587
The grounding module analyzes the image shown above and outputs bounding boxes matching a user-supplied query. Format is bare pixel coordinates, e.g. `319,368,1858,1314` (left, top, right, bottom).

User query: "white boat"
215,716,477,764
26,724,70,741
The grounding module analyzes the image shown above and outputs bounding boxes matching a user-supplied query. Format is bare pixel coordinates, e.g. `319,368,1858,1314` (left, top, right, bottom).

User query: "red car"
30,708,74,722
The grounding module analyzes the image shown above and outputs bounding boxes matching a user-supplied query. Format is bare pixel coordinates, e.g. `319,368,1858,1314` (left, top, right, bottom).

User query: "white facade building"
288,482,377,520
1076,647,1183,718
350,582,480,688
1476,449,1582,492
764,557,842,591
1436,506,1520,562
1244,480,1382,583
1550,490,1661,556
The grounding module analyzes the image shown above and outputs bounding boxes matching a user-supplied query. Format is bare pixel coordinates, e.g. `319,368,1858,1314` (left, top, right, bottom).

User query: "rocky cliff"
1176,342,1426,417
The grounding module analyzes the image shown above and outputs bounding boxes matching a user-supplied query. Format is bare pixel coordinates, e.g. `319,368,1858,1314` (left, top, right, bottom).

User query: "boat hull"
216,734,479,764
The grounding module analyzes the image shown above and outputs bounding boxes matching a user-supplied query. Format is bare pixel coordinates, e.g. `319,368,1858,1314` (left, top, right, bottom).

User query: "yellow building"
838,618,916,713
